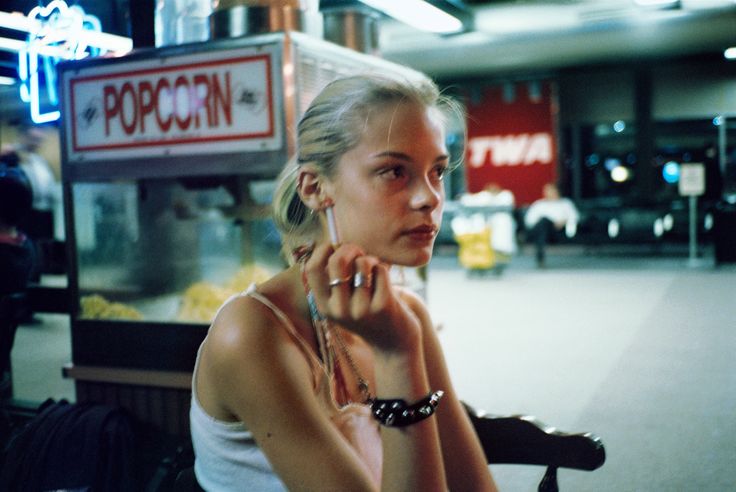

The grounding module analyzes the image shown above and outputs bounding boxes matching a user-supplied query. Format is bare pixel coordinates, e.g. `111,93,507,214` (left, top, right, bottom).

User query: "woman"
191,73,497,491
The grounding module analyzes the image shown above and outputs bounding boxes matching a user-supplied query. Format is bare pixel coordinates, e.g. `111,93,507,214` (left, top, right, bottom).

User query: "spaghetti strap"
244,287,326,384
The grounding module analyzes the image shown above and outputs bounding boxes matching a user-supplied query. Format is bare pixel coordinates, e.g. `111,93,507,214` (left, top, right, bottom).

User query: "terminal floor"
11,244,736,491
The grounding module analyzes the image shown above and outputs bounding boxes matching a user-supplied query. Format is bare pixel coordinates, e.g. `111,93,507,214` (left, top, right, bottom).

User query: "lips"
403,224,438,239
407,224,437,234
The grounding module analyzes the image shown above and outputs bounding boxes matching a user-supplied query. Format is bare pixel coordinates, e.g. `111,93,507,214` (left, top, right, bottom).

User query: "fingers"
325,244,363,315
304,243,386,321
304,243,334,305
369,262,392,312
304,245,412,351
349,256,379,318
304,243,362,315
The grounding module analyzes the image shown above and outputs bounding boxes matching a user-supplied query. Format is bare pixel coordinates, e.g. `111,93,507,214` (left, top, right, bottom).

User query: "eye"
432,164,449,181
378,165,406,180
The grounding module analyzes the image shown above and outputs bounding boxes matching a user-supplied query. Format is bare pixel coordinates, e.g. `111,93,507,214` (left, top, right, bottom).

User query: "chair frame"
465,402,606,492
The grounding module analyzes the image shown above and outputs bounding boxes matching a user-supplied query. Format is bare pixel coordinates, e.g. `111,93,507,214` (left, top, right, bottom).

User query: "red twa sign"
465,81,558,205
63,47,281,162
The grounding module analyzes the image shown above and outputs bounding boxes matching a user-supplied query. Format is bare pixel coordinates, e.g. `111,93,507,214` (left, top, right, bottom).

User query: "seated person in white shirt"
524,183,579,267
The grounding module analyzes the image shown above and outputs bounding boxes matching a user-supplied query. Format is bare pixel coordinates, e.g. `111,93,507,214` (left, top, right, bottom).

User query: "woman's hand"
304,243,452,491
304,242,422,354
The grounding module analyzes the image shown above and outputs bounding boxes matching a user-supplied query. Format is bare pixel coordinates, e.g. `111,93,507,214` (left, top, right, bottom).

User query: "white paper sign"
63,47,281,161
679,163,705,196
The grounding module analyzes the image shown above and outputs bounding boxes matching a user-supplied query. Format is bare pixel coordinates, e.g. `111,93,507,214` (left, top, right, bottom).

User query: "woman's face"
325,101,449,267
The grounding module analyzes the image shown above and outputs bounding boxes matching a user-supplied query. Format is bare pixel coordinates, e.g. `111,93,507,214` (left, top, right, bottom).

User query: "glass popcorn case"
71,176,281,325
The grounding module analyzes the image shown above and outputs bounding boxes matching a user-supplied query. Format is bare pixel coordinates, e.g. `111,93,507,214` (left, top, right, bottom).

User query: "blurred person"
524,182,579,267
459,182,514,208
482,183,516,257
0,155,36,394
16,124,58,212
459,182,516,257
15,123,63,242
481,182,515,208
190,74,497,491
0,154,36,295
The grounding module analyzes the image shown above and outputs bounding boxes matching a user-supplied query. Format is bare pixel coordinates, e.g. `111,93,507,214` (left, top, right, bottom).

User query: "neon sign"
2,1,132,124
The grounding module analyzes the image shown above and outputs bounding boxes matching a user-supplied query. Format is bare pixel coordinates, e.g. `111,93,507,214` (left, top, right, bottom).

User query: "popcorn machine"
58,31,422,436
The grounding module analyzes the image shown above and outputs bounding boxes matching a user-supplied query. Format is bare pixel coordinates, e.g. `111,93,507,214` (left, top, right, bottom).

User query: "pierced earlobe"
296,169,326,212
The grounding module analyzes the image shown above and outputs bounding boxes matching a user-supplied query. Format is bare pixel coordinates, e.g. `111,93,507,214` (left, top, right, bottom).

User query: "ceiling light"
0,9,132,54
725,47,736,60
0,36,74,58
633,0,680,9
611,165,631,183
357,0,465,33
662,161,680,184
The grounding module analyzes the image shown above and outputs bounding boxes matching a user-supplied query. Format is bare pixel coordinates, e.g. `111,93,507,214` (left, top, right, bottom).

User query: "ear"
297,168,331,211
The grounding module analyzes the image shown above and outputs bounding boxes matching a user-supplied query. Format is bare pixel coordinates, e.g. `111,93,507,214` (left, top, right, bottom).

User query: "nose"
409,177,442,211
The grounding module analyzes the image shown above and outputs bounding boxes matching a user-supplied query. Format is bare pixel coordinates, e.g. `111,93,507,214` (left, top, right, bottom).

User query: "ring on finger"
329,275,352,288
353,271,370,288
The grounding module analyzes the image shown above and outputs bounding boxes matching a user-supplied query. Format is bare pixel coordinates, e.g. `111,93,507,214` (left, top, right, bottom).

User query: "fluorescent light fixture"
0,36,25,52
0,11,36,32
633,0,680,8
357,0,464,33
0,9,132,54
0,36,75,59
0,75,16,85
725,47,736,60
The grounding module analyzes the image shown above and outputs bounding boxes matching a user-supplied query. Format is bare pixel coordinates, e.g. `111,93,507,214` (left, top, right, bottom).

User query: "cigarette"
325,204,341,246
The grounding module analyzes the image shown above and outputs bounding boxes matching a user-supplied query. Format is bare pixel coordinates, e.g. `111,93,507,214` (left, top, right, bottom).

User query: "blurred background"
1,1,735,490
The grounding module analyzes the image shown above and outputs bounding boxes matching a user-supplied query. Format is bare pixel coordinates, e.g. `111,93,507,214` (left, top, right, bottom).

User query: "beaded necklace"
299,257,372,405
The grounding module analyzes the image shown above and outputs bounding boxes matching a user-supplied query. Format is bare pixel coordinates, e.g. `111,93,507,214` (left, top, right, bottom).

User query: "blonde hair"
272,73,459,261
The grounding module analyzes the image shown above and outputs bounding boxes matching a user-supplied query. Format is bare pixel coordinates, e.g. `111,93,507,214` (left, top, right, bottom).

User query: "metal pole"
571,124,582,202
718,115,727,183
688,195,698,265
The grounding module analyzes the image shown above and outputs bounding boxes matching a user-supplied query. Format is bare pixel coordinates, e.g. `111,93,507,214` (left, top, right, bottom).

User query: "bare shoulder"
204,293,279,361
395,285,433,329
394,284,423,308
197,290,312,422
203,268,303,364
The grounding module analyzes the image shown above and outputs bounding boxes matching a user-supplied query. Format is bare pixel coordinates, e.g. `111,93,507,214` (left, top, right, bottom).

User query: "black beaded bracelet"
370,390,444,427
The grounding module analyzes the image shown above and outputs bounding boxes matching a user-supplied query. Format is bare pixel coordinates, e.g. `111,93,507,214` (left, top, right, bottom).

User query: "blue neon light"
662,161,680,184
17,1,107,124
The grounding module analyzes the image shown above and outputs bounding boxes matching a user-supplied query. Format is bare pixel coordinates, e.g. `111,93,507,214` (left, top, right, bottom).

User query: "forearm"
374,348,447,492
420,308,497,491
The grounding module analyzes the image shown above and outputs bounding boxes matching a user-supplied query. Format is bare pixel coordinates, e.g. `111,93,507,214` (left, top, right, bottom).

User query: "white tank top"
190,286,382,491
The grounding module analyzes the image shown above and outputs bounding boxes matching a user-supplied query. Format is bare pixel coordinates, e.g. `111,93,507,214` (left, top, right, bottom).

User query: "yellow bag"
454,227,495,270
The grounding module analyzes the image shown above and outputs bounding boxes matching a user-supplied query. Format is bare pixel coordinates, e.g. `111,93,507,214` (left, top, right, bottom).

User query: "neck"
284,262,313,324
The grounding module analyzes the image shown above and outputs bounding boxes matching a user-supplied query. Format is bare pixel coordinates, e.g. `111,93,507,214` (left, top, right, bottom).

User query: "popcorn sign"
101,71,234,137
63,48,281,161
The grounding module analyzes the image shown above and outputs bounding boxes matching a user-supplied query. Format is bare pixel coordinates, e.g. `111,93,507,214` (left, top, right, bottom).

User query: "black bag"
0,399,137,492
